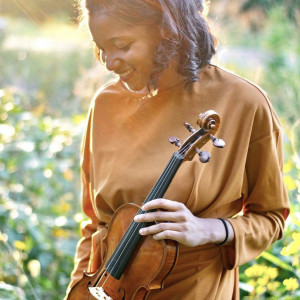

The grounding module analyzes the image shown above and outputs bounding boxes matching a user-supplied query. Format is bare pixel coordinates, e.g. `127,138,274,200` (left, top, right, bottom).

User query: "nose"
104,52,122,72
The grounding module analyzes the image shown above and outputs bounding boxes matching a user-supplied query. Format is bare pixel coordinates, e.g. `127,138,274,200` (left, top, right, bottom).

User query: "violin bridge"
89,287,113,300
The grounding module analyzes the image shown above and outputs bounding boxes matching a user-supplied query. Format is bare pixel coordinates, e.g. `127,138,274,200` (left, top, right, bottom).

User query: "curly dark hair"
79,0,216,91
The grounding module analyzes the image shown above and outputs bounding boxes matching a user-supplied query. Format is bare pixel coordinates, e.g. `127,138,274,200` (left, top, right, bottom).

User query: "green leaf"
259,251,296,273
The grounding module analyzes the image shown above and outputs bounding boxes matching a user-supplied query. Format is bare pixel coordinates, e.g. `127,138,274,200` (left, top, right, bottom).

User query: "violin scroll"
170,110,225,162
197,110,220,135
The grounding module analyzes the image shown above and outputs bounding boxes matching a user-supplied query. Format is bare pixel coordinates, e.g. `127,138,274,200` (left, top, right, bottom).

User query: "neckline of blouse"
119,78,188,101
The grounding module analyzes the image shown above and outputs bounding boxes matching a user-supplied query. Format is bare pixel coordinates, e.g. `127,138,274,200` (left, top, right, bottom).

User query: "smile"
118,69,134,80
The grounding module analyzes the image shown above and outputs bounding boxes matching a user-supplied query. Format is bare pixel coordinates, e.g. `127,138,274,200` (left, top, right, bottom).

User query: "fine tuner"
168,115,225,163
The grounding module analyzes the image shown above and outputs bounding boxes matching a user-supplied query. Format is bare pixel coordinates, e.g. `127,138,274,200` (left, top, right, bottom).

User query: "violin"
67,110,225,300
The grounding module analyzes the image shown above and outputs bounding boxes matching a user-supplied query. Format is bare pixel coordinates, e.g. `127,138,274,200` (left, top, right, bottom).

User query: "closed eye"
115,43,132,51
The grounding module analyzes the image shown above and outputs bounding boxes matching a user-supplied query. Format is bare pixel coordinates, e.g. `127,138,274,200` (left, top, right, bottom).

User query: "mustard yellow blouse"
66,65,289,299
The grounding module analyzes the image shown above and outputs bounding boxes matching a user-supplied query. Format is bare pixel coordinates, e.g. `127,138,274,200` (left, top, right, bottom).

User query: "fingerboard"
105,151,184,279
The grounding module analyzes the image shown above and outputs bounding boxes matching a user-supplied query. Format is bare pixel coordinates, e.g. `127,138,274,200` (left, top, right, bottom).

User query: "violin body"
68,203,178,300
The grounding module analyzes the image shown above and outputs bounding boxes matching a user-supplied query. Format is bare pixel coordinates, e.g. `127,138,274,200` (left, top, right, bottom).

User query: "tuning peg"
210,135,225,148
184,122,197,133
169,136,181,147
195,148,211,163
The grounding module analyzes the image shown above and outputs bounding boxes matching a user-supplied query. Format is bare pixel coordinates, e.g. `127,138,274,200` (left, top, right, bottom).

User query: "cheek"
131,41,157,70
135,52,156,75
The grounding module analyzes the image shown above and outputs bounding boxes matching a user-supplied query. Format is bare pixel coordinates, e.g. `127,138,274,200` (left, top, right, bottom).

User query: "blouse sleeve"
65,105,101,295
220,106,290,269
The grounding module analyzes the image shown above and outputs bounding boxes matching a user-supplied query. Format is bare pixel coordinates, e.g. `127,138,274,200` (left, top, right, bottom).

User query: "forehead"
88,13,155,43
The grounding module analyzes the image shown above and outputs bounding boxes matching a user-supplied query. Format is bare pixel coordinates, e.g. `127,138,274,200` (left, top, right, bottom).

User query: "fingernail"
134,216,140,222
139,229,145,235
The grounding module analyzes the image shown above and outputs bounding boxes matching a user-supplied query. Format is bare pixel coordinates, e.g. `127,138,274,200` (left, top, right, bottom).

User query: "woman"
65,0,289,299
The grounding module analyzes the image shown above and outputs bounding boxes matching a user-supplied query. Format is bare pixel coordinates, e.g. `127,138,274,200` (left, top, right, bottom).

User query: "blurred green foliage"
241,0,300,24
0,1,299,299
0,17,100,299
0,75,84,298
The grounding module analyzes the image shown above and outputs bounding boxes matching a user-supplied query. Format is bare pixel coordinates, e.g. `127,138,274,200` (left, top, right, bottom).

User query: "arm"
65,171,99,294
221,130,289,269
134,121,289,258
65,105,101,296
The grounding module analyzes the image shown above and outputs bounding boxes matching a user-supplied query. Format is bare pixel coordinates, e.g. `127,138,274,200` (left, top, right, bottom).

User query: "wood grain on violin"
67,110,225,300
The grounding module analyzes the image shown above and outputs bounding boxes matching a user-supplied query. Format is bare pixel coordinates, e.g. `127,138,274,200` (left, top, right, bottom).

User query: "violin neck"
142,151,184,206
105,151,184,279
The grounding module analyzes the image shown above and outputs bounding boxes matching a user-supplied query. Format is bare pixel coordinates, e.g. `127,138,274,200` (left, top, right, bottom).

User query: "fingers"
152,230,185,243
141,198,185,212
133,199,198,247
139,223,187,244
134,199,188,224
143,226,188,245
134,210,183,223
139,221,183,236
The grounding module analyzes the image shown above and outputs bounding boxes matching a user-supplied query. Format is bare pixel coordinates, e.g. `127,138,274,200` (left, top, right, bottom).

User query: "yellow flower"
60,202,71,212
53,228,69,238
245,265,267,278
255,285,266,295
257,276,269,286
283,174,297,191
267,281,280,291
281,241,299,256
292,232,300,245
283,160,293,173
14,240,26,251
283,278,299,291
265,267,278,279
248,279,256,288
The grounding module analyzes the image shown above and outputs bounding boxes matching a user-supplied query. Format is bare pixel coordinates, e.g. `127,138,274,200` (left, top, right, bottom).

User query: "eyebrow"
93,36,130,50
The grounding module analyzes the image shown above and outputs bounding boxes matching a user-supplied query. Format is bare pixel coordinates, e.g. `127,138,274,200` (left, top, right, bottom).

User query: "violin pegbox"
169,110,225,162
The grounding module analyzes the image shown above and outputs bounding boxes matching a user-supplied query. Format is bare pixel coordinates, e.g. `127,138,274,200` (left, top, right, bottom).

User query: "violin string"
93,131,207,294
94,268,111,289
106,154,180,273
106,154,179,274
94,152,185,293
106,135,200,275
106,152,183,275
106,134,203,275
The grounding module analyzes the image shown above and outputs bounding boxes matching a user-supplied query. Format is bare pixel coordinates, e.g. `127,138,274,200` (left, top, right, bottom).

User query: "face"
89,12,181,92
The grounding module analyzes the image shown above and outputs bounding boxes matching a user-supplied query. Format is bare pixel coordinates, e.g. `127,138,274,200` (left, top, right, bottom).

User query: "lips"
118,68,134,82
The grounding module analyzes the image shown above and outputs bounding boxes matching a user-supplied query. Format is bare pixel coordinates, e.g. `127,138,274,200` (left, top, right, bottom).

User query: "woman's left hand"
134,198,227,247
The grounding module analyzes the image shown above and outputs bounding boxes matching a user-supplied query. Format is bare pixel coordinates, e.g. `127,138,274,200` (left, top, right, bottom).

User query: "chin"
121,81,148,94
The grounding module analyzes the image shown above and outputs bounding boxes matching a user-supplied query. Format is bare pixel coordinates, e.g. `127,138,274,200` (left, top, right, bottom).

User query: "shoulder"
83,79,127,128
205,64,269,105
201,64,282,138
92,78,126,105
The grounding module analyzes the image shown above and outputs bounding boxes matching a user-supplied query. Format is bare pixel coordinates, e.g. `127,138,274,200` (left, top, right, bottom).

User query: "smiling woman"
65,1,289,299
89,14,163,92
79,0,215,94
